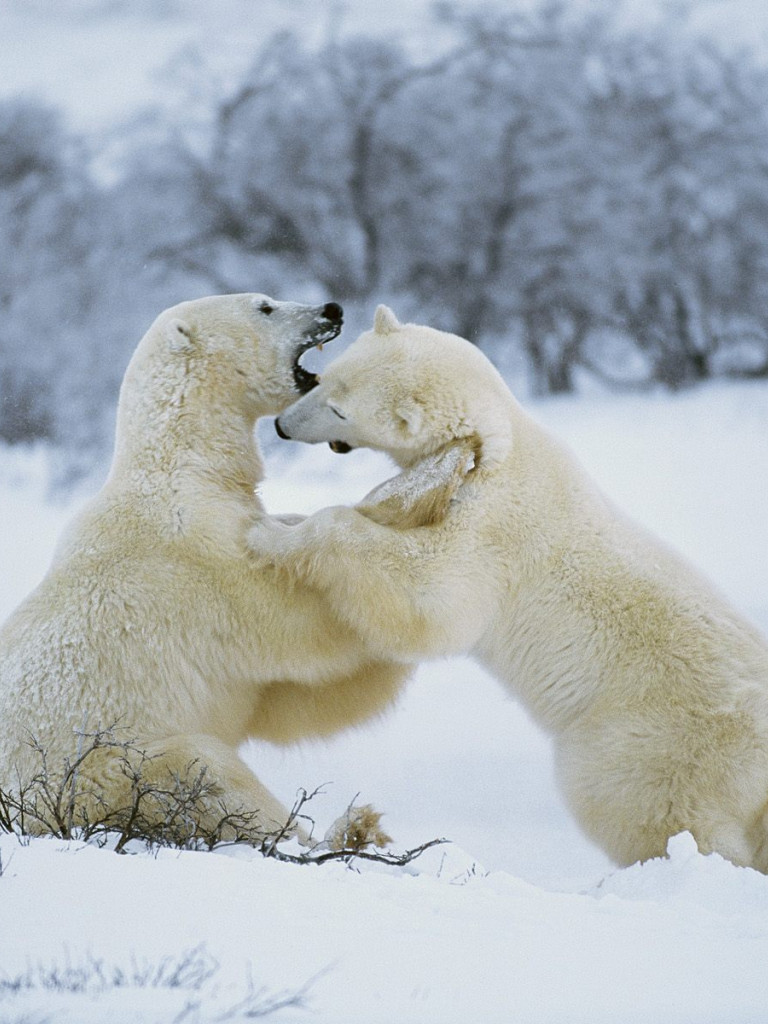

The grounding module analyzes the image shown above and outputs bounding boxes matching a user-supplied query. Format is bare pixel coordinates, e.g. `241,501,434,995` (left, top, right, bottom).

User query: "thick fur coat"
0,295,414,837
251,305,768,869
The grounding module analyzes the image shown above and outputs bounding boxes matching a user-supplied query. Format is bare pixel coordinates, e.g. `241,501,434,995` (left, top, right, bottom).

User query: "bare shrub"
0,945,217,997
0,726,446,867
0,944,314,1021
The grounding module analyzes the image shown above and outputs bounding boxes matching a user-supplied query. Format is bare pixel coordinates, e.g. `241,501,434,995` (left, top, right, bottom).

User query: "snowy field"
1,382,768,1023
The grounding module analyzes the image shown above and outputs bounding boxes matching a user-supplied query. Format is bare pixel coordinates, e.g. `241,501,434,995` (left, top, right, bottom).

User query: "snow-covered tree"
4,0,768,470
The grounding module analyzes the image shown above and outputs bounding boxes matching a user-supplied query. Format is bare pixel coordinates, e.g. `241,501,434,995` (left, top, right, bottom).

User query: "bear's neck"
106,381,266,538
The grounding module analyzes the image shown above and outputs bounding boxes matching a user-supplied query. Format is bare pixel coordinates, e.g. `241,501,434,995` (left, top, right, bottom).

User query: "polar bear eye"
329,404,347,421
258,302,275,316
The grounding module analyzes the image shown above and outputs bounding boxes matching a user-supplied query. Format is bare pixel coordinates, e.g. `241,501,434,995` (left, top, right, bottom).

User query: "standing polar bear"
252,305,768,870
0,294,431,842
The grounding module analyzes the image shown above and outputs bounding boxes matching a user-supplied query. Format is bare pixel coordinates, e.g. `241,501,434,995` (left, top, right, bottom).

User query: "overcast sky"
2,0,768,133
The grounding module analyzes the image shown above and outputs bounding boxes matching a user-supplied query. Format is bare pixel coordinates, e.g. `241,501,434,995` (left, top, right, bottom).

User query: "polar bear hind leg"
42,732,302,844
132,734,301,841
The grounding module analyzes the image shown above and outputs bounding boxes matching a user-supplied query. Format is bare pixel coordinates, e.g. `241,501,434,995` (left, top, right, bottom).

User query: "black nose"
274,417,291,440
322,302,343,323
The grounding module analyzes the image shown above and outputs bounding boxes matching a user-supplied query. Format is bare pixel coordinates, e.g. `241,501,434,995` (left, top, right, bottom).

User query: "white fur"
254,307,768,869
0,294,410,837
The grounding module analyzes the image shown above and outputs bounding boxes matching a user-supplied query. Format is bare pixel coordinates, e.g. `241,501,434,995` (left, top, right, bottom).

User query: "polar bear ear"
166,318,195,353
397,398,422,436
373,305,402,336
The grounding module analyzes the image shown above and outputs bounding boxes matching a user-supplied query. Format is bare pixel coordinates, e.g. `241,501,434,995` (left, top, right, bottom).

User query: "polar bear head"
274,305,514,468
120,293,343,428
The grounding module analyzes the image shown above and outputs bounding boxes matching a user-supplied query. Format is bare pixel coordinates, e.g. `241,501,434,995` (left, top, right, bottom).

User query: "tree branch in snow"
0,727,448,869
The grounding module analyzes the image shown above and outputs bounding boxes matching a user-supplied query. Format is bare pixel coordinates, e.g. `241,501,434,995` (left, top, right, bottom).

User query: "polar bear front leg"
248,503,486,661
247,439,476,571
357,439,476,529
247,507,358,578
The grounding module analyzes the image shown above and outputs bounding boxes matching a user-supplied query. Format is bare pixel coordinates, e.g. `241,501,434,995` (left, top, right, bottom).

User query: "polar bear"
0,294,434,842
251,304,768,870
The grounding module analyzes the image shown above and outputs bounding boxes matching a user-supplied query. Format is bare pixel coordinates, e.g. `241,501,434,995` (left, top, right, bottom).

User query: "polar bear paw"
247,513,300,560
247,506,357,565
358,438,476,528
323,803,393,853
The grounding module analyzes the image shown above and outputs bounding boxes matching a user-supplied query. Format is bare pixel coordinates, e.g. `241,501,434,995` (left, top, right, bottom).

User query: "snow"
1,381,768,1022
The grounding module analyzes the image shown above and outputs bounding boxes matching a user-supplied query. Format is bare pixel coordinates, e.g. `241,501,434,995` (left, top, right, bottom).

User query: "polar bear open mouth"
294,306,344,394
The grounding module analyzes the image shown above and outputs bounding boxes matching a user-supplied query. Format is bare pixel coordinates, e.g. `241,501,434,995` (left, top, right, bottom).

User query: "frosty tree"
2,0,768,467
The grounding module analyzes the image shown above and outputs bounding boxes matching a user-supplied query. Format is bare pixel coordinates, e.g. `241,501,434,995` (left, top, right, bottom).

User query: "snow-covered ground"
1,382,768,1023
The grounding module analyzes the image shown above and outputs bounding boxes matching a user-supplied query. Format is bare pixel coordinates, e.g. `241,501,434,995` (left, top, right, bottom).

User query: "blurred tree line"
2,0,768,470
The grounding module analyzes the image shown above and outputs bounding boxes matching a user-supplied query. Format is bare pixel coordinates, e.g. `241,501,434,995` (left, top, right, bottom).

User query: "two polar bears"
5,290,768,872
0,294,437,841
254,304,768,871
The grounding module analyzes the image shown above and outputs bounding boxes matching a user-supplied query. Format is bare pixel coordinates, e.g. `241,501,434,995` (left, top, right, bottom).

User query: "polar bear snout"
304,302,343,343
321,301,343,323
274,416,291,440
291,301,344,394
